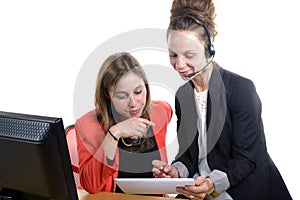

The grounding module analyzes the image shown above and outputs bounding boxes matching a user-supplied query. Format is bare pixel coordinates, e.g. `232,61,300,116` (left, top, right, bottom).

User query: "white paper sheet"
114,178,195,194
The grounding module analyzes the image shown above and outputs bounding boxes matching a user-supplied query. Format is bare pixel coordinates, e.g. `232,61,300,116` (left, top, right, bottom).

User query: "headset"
180,13,215,78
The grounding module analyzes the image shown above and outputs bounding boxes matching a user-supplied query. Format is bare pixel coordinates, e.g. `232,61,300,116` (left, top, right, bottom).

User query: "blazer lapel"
176,81,199,162
206,64,227,154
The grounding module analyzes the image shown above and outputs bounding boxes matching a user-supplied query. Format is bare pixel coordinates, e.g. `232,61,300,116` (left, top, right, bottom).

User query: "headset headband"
181,13,215,57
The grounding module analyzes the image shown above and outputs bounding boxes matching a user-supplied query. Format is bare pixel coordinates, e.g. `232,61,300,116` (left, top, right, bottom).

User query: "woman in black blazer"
152,0,292,199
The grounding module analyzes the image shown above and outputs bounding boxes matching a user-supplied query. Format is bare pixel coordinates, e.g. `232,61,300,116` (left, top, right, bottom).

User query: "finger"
129,132,143,139
157,166,168,178
152,167,161,175
186,194,198,200
136,126,148,137
137,122,148,129
163,165,173,173
178,183,209,199
176,186,186,194
176,187,192,198
137,118,155,126
183,185,199,193
129,136,139,140
192,177,212,193
160,165,172,177
176,187,204,200
151,160,169,177
136,132,144,138
184,184,207,194
187,194,197,199
194,176,206,186
136,125,146,135
152,160,167,168
131,123,147,138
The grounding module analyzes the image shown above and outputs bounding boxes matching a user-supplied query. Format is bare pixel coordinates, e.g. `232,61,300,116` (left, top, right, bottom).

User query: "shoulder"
75,110,104,135
75,110,106,152
215,63,256,91
150,100,173,123
76,110,98,125
214,63,261,109
151,100,171,110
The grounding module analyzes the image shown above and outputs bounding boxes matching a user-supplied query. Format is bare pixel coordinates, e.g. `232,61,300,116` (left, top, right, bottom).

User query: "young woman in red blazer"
75,52,172,194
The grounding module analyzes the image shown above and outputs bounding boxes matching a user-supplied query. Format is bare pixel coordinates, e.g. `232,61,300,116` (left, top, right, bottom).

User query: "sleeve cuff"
208,169,230,194
171,161,189,178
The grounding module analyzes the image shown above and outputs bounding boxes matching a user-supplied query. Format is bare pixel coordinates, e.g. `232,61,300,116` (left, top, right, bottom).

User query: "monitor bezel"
0,111,78,200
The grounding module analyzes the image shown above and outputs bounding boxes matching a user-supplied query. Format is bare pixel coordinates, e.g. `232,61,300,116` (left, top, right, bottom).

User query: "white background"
0,1,299,199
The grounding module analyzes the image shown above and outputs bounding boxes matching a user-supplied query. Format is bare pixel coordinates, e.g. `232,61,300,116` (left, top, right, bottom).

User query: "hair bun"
171,0,215,20
169,0,217,39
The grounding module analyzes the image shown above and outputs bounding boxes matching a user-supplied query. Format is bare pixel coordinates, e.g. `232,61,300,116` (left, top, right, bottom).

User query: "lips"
179,70,191,77
129,109,141,117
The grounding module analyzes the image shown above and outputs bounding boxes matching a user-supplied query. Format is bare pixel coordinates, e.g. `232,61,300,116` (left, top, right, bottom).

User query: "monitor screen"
0,111,78,200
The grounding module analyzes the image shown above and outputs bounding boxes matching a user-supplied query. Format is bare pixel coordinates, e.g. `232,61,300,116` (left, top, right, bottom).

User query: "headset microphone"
187,55,214,78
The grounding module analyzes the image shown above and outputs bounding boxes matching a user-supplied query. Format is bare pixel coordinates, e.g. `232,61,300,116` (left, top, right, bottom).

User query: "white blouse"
194,89,232,200
194,89,210,175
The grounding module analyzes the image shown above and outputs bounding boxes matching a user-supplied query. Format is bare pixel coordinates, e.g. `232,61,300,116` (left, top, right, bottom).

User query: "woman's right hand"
109,117,155,139
152,160,179,178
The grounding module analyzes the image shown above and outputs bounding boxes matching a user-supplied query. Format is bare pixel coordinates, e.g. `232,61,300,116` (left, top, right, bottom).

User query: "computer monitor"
0,111,78,200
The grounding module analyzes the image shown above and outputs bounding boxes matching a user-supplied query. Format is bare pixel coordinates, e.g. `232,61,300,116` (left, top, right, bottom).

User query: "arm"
212,77,267,191
75,114,119,193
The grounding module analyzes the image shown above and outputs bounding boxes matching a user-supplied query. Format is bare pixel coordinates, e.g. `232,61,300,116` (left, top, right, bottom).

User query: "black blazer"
174,63,292,200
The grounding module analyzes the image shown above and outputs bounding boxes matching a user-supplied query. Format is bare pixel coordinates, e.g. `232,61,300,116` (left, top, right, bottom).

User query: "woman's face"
110,72,147,120
167,30,207,80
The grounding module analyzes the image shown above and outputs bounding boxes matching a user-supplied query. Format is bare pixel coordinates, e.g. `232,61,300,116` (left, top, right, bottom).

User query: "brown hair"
94,52,151,131
168,0,217,56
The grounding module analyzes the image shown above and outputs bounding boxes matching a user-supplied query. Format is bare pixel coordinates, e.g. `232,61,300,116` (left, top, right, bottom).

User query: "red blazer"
75,101,172,194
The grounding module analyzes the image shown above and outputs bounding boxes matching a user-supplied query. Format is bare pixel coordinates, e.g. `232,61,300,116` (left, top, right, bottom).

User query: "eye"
134,90,143,95
115,93,128,100
116,95,126,100
169,53,177,58
184,53,195,59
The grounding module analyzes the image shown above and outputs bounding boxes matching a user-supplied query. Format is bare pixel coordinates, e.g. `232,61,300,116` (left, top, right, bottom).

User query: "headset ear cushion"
209,44,215,56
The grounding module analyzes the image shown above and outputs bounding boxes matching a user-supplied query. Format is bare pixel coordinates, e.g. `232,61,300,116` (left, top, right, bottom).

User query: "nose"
175,55,186,70
128,94,137,107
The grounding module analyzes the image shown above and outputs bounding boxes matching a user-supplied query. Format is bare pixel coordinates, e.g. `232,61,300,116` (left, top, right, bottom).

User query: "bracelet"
209,190,219,198
108,129,119,141
205,177,219,198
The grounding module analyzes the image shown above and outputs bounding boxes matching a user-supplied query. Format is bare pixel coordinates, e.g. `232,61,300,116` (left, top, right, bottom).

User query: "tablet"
114,178,195,194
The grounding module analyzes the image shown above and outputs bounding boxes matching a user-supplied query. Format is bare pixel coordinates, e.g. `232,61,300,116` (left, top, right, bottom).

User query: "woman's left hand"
176,176,215,200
